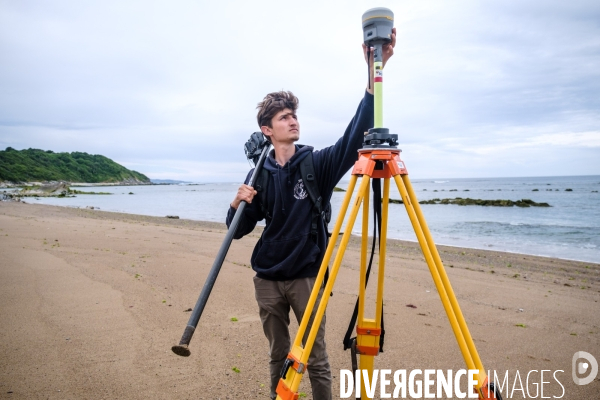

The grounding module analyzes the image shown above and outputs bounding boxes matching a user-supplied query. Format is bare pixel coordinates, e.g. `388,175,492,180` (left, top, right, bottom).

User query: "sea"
7,175,599,264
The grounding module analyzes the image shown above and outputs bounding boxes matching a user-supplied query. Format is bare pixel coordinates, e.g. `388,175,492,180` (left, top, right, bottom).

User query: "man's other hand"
231,184,257,209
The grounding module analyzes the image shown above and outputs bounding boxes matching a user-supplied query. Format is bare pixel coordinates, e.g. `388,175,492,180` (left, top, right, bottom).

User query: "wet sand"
0,202,599,399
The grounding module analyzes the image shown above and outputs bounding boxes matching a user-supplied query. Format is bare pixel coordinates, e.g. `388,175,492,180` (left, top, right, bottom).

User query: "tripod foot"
479,378,502,400
171,344,191,357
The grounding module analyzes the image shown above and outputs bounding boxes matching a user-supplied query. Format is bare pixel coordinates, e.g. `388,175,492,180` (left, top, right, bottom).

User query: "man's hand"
231,184,257,209
362,27,396,67
364,27,396,94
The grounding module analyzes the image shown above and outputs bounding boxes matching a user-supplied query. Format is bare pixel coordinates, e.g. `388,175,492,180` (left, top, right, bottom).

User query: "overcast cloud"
1,0,599,182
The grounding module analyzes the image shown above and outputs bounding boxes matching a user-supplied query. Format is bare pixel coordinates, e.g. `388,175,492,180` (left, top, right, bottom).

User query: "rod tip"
171,344,191,357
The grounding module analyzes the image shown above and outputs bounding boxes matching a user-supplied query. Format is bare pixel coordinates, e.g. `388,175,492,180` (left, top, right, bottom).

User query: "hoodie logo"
294,179,308,200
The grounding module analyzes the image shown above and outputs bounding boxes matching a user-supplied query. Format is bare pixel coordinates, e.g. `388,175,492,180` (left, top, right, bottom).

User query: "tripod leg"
402,176,485,370
392,175,483,378
394,175,503,399
400,176,503,399
377,178,390,327
354,178,390,398
276,175,371,400
357,178,372,396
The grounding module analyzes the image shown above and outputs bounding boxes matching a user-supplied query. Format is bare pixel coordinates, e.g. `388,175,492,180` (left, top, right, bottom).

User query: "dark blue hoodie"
226,91,374,281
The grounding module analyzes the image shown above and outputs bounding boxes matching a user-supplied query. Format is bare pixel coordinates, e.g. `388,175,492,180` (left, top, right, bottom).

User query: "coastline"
4,194,596,264
1,202,599,398
0,181,153,188
4,175,598,264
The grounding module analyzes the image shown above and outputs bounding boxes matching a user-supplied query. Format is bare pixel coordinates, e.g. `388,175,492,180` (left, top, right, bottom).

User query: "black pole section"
172,143,270,357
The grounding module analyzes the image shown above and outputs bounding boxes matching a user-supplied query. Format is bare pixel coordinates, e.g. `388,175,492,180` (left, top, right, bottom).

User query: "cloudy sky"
1,0,599,182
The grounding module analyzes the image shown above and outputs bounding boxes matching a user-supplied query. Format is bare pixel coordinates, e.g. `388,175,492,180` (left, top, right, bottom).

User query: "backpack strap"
299,152,333,293
299,153,323,243
254,167,271,220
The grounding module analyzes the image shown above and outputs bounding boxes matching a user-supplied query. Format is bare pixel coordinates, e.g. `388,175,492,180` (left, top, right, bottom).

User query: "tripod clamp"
277,354,307,400
363,127,398,148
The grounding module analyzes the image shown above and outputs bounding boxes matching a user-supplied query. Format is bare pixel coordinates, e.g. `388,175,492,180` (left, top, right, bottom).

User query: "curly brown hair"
256,91,299,128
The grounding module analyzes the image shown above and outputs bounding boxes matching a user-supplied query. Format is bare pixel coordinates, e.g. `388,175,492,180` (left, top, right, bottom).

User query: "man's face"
262,108,300,144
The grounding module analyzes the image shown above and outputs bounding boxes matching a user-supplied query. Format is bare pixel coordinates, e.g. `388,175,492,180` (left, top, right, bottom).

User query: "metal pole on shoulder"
172,132,270,357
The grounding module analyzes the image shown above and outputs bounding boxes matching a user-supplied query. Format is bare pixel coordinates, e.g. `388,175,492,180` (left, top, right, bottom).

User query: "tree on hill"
0,147,150,184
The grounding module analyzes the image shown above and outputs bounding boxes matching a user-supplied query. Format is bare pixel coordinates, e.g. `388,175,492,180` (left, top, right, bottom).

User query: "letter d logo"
572,351,598,385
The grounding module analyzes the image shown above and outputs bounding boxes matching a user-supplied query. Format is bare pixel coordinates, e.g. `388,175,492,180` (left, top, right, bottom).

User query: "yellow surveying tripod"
275,8,501,400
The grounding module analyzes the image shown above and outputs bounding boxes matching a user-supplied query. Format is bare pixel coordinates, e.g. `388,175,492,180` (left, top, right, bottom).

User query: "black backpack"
253,152,331,243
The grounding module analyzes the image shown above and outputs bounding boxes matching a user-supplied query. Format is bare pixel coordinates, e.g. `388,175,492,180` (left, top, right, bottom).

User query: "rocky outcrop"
17,182,71,197
388,197,551,207
3,182,112,200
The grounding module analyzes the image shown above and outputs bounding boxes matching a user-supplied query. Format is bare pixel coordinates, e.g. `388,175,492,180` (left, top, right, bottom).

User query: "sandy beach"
1,201,598,399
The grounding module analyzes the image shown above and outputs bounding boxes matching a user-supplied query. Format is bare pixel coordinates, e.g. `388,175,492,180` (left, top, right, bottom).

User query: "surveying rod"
358,7,393,394
172,134,271,357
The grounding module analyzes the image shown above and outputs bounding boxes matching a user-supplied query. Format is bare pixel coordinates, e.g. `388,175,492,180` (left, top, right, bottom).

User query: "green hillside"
0,147,150,184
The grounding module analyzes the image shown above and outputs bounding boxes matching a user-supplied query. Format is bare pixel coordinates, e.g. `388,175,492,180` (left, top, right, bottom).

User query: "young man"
226,32,395,400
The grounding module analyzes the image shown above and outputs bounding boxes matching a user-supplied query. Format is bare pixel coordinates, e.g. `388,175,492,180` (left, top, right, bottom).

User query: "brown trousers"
253,276,332,400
